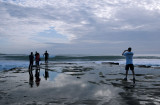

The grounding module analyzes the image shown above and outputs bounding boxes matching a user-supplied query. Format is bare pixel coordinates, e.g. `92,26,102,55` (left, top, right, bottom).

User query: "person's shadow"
43,63,49,80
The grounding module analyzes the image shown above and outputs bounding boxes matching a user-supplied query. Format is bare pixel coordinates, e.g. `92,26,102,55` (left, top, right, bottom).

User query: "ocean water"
0,54,160,71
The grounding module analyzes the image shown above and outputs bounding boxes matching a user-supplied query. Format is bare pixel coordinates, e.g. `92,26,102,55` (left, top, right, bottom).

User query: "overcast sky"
0,0,160,55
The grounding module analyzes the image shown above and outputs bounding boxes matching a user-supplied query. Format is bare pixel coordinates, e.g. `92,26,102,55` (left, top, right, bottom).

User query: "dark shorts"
125,64,134,71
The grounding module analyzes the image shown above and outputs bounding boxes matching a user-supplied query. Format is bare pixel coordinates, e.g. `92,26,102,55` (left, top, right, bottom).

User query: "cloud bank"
0,0,160,54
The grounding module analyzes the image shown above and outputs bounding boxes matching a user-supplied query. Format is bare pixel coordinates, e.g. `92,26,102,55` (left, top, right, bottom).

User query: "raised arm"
122,50,128,56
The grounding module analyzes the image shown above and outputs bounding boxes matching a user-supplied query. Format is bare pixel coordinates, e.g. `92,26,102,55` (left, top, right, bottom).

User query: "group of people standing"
28,51,49,87
29,50,49,69
28,48,135,85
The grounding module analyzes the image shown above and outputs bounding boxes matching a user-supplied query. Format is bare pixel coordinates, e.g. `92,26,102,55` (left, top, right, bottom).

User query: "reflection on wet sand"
35,67,41,87
28,65,42,87
26,63,160,104
29,63,50,87
43,63,49,80
28,65,34,88
27,63,122,104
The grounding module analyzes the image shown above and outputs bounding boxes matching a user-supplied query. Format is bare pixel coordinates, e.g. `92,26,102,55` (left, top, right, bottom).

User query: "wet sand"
0,62,160,105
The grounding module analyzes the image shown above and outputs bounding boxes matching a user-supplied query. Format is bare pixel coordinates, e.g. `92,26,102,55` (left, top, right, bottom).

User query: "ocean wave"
0,60,29,71
0,54,160,61
0,54,160,71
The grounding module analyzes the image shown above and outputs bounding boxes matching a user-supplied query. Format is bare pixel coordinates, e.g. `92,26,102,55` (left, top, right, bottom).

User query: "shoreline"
1,60,160,72
0,62,160,105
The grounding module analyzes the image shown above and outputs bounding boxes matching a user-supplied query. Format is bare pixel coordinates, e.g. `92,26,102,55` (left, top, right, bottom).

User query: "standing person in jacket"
35,51,40,67
29,52,34,83
122,47,135,83
29,52,34,69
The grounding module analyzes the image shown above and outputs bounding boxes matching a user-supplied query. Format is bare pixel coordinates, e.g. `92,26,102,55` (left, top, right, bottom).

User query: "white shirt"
123,52,134,64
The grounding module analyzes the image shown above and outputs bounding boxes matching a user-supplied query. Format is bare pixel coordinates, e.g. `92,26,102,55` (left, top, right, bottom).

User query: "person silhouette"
29,52,34,87
29,52,34,70
43,50,49,63
35,51,40,67
122,47,135,83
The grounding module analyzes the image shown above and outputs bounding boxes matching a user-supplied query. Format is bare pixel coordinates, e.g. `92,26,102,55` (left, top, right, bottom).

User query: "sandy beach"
0,62,160,105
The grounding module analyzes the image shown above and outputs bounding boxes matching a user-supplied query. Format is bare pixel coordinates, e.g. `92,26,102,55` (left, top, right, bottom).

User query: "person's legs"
30,61,33,69
130,64,135,83
132,70,135,83
131,70,135,78
130,64,135,78
29,61,32,70
124,65,129,80
36,61,39,68
124,70,128,80
126,70,128,78
45,58,48,63
132,71,135,84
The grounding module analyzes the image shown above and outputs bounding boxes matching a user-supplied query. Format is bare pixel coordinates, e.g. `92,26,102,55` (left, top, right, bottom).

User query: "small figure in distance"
35,51,40,67
43,50,49,63
122,47,135,84
29,52,34,70
29,52,34,87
